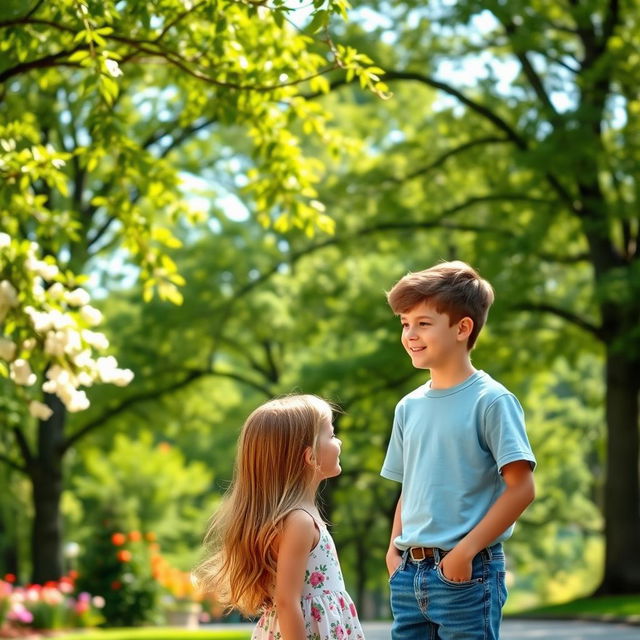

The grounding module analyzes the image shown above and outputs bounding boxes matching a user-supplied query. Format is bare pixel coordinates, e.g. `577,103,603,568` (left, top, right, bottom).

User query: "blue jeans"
389,544,507,640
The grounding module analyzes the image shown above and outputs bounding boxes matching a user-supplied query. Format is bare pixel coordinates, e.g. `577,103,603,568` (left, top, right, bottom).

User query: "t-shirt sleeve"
381,403,404,483
483,394,536,472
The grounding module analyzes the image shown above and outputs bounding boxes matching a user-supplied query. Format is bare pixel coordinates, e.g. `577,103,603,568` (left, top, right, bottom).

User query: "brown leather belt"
409,547,447,562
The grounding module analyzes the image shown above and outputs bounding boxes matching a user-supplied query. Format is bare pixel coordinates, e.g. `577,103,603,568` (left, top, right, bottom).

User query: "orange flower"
116,550,132,563
111,532,126,546
145,531,157,542
128,531,142,542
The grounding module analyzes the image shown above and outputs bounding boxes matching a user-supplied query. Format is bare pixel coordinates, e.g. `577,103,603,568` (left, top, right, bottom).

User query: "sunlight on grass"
512,594,640,618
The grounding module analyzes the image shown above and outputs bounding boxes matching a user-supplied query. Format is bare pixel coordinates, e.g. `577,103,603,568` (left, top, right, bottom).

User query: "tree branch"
500,18,559,117
0,452,28,474
321,70,578,210
381,70,529,149
602,0,620,42
513,301,603,339
12,426,33,467
385,136,511,185
0,50,83,84
61,368,273,452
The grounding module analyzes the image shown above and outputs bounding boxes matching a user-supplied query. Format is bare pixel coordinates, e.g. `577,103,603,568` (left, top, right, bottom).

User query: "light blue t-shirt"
381,370,536,551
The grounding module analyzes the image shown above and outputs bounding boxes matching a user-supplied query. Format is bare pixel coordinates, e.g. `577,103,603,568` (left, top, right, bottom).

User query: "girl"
194,394,365,640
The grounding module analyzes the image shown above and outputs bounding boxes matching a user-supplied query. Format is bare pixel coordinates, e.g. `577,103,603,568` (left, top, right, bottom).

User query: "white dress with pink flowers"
251,522,365,640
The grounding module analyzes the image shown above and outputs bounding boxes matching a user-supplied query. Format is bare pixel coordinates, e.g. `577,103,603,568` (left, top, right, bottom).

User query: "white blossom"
76,371,94,387
47,282,66,300
26,256,59,281
110,368,134,386
0,280,18,322
66,389,90,412
80,305,103,326
65,288,91,307
96,356,134,386
72,349,93,368
32,283,45,298
105,58,123,78
81,329,109,350
27,308,73,333
29,400,53,421
10,359,36,386
0,232,10,248
0,337,16,361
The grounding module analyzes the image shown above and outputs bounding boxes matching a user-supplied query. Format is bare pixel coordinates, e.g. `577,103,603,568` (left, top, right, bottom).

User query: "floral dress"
252,522,365,640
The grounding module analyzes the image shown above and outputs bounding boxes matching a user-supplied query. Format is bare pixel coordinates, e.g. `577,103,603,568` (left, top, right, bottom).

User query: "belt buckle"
409,547,426,562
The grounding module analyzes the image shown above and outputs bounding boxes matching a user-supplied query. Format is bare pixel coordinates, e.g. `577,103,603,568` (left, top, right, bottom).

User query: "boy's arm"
439,460,534,582
386,495,403,576
273,510,316,640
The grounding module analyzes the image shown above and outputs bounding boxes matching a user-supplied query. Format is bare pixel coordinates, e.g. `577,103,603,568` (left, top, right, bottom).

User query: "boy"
381,261,536,640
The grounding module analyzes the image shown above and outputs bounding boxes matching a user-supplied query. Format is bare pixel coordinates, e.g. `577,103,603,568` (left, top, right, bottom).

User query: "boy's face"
399,301,468,371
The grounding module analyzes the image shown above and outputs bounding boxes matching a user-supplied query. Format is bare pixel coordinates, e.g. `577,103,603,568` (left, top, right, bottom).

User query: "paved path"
361,619,640,639
360,620,639,639
208,619,639,639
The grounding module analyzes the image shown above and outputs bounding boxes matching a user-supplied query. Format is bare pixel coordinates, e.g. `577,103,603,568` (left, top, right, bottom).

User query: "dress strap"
285,508,324,551
288,507,327,532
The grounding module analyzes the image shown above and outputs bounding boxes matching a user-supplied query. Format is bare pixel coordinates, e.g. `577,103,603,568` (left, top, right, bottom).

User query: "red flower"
4,574,16,583
116,550,132,563
309,571,325,587
111,532,127,546
111,580,122,590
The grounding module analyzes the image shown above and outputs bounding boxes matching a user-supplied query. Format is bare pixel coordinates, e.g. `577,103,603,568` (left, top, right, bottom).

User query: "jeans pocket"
388,562,403,582
436,565,483,587
497,571,508,607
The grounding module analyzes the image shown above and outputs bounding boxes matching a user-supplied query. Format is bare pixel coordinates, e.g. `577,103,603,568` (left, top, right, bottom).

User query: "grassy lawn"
55,629,251,640
511,594,640,620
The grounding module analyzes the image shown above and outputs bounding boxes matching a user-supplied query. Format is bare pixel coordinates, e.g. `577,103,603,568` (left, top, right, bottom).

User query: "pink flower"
349,603,357,617
339,596,346,610
74,600,90,614
8,604,33,624
309,571,325,587
336,624,345,640
311,605,321,622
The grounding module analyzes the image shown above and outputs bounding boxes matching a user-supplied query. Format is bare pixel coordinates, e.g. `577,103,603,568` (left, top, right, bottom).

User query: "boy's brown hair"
387,261,495,350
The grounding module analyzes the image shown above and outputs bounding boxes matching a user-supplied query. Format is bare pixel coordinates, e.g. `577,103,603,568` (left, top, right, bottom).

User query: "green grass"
55,629,251,640
512,594,640,619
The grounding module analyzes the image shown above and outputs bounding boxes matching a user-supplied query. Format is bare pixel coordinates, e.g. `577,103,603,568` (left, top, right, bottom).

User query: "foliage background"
2,0,639,623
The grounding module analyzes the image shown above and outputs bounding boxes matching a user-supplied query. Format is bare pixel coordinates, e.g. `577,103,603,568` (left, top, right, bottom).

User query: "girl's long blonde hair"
193,394,332,616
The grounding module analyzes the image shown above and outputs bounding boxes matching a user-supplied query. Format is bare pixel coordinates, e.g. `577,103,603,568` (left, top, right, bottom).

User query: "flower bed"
0,573,104,638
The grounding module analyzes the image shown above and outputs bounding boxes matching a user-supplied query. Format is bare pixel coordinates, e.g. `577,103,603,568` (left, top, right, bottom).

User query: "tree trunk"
30,394,66,583
0,516,19,577
598,348,640,594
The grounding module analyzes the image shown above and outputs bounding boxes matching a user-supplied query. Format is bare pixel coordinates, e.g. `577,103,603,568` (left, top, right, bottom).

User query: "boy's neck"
428,358,477,390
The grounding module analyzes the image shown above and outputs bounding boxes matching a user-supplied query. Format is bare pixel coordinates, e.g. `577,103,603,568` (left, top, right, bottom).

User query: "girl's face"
314,414,342,479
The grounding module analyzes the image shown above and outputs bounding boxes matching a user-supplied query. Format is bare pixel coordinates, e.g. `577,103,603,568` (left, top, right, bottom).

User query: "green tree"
0,0,387,583
317,0,639,595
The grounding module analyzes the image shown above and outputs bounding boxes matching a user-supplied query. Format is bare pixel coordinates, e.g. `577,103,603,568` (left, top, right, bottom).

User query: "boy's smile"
399,302,466,371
